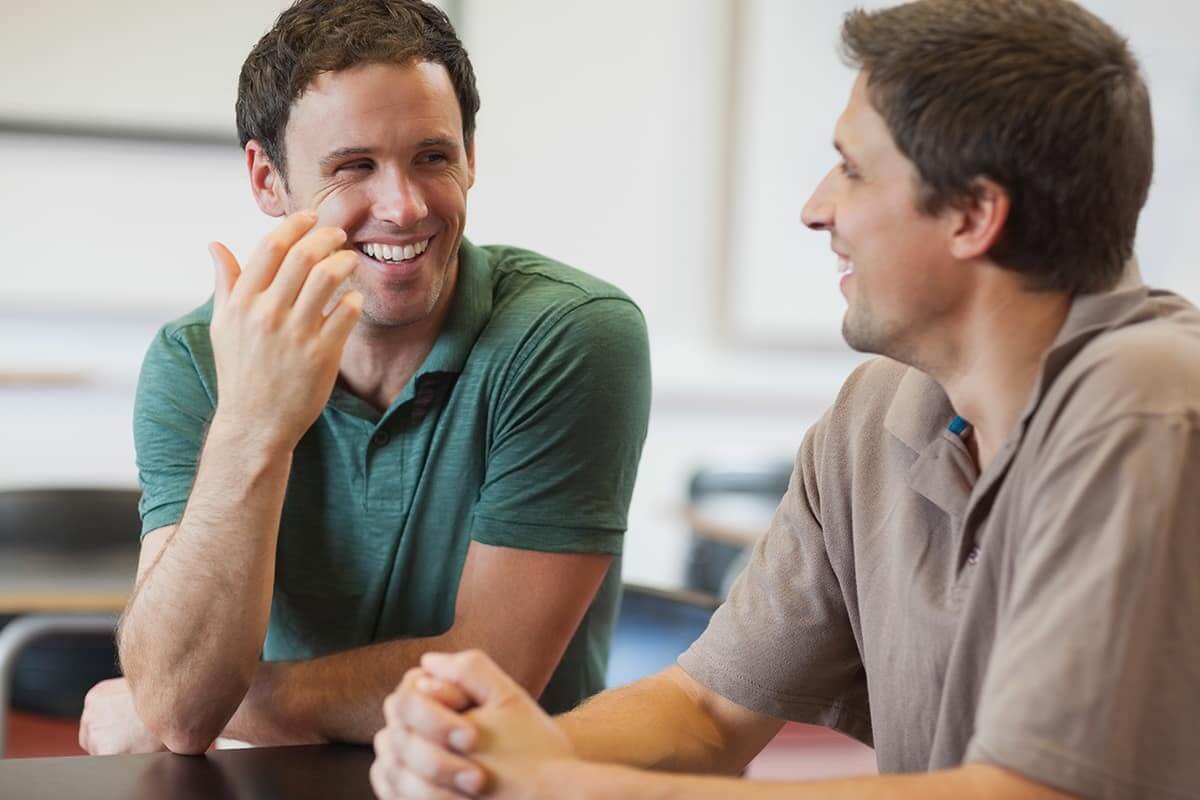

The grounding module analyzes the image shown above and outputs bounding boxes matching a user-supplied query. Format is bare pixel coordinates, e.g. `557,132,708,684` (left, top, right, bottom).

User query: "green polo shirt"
132,239,651,713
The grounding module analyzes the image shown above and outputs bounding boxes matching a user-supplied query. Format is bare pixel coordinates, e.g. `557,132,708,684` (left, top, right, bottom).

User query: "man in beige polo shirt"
368,1,1200,798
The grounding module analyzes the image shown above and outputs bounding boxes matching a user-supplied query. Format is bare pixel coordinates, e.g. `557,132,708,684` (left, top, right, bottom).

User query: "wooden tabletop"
0,744,375,800
0,548,136,615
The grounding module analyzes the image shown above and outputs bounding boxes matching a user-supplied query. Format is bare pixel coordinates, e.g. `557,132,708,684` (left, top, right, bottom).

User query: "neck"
337,265,459,413
931,284,1071,470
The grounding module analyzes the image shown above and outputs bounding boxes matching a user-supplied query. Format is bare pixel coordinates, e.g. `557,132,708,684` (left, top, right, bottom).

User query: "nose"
801,168,836,231
372,170,428,229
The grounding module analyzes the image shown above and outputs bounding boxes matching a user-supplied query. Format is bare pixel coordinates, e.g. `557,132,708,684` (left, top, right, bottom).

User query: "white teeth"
360,238,432,263
837,256,855,274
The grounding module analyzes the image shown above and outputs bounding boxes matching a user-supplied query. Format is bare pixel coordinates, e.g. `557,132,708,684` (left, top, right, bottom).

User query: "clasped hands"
371,651,580,800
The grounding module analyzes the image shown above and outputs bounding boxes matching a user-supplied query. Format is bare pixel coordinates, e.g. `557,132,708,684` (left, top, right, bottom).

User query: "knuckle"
262,236,289,261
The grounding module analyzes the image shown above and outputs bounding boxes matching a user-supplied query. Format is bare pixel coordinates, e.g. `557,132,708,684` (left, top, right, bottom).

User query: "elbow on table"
158,724,217,756
133,673,252,756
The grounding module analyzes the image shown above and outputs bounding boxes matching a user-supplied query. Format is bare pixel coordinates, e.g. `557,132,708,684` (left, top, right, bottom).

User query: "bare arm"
117,213,362,754
557,665,781,775
224,541,612,744
371,651,1076,800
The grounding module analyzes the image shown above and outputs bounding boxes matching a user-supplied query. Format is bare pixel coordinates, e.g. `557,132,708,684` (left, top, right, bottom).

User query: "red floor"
747,722,877,781
4,711,85,759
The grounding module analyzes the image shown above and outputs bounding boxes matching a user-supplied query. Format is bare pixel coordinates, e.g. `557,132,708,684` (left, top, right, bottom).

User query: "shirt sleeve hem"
140,502,185,538
677,645,873,747
967,730,1195,800
469,513,624,555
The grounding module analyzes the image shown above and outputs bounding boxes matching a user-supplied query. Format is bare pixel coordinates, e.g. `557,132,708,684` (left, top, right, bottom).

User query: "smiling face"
253,60,474,329
802,73,970,365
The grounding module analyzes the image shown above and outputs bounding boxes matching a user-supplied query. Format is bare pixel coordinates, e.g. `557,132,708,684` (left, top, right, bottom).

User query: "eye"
838,161,860,180
338,160,373,173
419,151,449,165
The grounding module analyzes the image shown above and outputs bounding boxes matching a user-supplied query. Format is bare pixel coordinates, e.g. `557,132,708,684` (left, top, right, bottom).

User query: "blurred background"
0,0,1196,768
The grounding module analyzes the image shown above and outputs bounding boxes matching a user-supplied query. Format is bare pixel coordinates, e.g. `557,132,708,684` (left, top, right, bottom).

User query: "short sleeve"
967,415,1200,798
133,325,216,537
677,418,872,744
469,297,651,556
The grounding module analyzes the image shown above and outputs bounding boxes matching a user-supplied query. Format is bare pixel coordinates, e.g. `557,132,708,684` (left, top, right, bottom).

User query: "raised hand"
371,650,575,800
208,211,362,454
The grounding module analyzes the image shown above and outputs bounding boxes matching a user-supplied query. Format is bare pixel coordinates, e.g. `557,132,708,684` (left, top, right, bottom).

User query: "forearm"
547,762,1063,800
226,630,471,745
557,668,753,775
119,415,291,752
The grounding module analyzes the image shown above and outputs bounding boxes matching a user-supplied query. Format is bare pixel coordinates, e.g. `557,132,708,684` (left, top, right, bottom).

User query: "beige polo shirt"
679,286,1200,799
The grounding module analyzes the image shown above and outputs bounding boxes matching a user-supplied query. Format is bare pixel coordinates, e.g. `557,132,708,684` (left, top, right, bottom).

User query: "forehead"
834,72,912,176
284,60,463,155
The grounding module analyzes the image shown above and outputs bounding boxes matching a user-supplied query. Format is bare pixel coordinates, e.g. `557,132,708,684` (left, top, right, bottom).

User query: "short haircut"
236,0,480,182
842,0,1154,294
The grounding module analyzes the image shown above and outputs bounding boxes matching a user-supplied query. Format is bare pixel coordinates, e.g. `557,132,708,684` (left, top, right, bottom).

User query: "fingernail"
449,728,472,752
416,678,436,694
455,770,483,793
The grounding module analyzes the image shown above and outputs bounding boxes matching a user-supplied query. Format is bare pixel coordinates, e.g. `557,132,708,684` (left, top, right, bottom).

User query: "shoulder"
482,244,642,319
477,244,647,354
137,299,217,404
1052,291,1200,425
151,299,215,360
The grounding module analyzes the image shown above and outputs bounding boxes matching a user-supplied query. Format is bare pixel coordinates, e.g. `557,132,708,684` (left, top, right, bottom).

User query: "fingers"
290,247,358,324
416,675,475,713
265,226,349,310
320,289,363,348
233,211,319,299
384,670,478,754
209,242,241,311
420,650,520,708
369,756,467,800
373,726,486,797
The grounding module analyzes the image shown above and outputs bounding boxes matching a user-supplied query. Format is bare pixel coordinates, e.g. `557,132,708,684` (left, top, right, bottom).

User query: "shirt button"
371,430,390,447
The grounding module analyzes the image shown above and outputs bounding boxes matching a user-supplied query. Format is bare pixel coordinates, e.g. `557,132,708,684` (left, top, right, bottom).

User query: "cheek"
313,183,372,226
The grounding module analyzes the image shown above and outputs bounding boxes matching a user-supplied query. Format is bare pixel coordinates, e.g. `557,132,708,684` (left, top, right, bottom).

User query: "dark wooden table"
0,744,375,799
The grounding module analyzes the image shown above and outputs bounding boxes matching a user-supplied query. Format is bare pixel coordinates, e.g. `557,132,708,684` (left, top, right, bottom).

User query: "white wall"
7,1,1185,588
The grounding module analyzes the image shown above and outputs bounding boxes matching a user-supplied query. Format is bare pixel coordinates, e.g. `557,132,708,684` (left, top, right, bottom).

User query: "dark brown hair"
236,0,480,182
842,0,1153,294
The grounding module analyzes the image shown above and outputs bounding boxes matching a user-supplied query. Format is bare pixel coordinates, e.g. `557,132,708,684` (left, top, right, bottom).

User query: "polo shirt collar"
328,237,493,420
885,278,1153,452
415,237,494,380
883,276,1155,518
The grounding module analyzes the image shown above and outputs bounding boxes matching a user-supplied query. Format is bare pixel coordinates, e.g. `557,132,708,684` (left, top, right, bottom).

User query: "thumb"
420,651,520,707
208,242,241,309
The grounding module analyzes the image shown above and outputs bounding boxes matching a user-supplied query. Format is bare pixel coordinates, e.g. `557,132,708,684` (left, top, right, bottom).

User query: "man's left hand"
371,650,576,800
79,677,166,755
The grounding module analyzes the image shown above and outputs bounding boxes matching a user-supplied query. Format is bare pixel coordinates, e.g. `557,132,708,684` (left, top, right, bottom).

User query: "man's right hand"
208,211,363,453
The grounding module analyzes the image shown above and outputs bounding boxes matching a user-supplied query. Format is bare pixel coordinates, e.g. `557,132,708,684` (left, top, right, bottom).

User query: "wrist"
229,662,324,746
207,409,297,463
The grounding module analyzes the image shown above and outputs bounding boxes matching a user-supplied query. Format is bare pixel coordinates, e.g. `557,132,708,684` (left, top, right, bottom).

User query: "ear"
246,140,289,217
947,177,1010,261
465,136,476,190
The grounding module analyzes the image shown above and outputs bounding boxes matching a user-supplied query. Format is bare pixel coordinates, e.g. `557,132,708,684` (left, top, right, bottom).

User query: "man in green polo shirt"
77,0,649,755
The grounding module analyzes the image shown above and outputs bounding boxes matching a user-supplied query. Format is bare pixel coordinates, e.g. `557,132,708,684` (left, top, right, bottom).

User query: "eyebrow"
415,135,458,149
